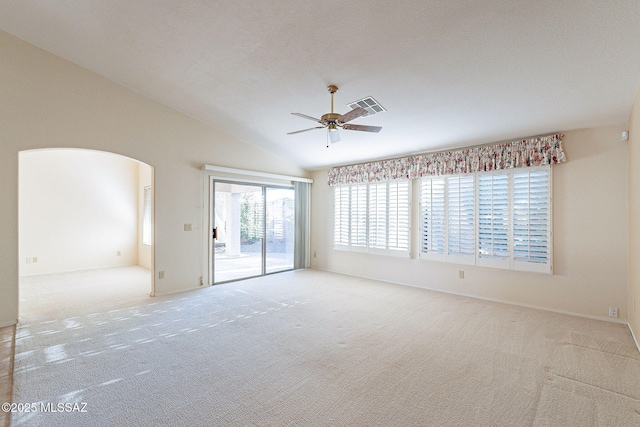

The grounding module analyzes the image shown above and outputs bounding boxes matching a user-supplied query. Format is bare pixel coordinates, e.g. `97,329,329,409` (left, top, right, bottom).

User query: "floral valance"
327,133,566,186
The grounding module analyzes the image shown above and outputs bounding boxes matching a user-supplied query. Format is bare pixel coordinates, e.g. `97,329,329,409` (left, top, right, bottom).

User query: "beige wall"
311,125,629,322
19,149,141,275
628,86,640,346
0,31,309,326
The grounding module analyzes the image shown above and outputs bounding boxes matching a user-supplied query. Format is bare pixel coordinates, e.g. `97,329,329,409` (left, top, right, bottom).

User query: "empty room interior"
1,1,640,426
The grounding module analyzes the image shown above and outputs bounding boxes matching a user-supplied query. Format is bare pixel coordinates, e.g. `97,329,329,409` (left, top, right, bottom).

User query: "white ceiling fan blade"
337,107,367,124
287,126,325,135
329,129,341,143
291,112,323,123
342,124,382,133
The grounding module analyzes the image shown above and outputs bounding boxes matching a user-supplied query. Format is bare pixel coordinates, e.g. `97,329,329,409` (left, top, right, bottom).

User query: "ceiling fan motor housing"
322,113,342,124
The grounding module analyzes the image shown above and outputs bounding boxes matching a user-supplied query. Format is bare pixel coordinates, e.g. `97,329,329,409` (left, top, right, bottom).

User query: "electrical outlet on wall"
608,307,618,318
159,271,165,280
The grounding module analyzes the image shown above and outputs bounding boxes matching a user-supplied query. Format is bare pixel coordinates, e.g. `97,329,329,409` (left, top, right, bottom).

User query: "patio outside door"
212,181,294,283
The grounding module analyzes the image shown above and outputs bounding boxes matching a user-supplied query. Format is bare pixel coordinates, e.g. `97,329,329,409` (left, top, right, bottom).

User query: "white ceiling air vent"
347,96,386,117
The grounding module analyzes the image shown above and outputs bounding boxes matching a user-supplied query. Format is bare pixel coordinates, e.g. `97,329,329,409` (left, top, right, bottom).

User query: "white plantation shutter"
368,183,387,249
334,186,350,246
513,168,551,273
477,172,509,269
420,177,446,260
370,180,410,253
387,180,410,252
447,175,475,264
334,185,367,249
351,184,368,247
333,181,410,256
421,175,474,264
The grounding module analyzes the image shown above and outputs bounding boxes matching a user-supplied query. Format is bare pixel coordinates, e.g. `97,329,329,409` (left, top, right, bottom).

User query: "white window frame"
420,166,552,274
334,180,411,257
142,185,152,246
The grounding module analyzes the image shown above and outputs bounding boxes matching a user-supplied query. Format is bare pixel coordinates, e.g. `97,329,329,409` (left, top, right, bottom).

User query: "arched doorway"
18,148,154,321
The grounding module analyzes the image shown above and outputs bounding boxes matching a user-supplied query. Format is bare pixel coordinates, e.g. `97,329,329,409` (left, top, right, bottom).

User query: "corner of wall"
627,80,640,352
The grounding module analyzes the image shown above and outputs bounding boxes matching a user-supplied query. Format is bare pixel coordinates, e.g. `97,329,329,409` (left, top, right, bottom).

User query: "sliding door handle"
213,227,218,240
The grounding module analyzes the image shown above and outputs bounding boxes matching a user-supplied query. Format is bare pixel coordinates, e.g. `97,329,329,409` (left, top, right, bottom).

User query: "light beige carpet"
11,267,640,426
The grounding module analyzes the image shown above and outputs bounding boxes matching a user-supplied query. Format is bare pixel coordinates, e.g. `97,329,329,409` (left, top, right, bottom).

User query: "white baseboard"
0,320,18,328
629,323,640,354
312,267,628,325
152,284,207,297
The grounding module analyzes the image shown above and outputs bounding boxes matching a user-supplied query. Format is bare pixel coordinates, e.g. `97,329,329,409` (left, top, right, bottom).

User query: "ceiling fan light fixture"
328,127,340,144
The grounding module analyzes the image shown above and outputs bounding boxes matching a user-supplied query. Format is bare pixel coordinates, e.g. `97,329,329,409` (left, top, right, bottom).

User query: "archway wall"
0,30,309,325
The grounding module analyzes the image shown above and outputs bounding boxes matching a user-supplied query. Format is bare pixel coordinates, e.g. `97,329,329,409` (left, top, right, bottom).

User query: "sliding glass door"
265,187,295,274
212,181,294,283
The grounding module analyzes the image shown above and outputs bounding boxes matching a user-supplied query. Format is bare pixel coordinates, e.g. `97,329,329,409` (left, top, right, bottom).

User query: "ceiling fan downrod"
322,85,341,129
328,85,338,114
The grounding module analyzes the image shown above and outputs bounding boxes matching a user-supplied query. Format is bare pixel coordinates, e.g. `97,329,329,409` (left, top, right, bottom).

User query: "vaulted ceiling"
1,1,639,170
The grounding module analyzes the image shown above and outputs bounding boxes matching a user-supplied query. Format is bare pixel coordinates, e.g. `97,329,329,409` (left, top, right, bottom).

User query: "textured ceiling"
1,1,639,170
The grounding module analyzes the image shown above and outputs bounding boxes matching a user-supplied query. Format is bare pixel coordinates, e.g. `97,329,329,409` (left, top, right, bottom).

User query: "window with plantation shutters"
420,166,552,273
421,175,475,265
333,181,410,257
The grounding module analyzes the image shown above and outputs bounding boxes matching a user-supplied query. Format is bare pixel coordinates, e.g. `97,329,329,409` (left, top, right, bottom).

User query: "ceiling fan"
287,85,382,144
